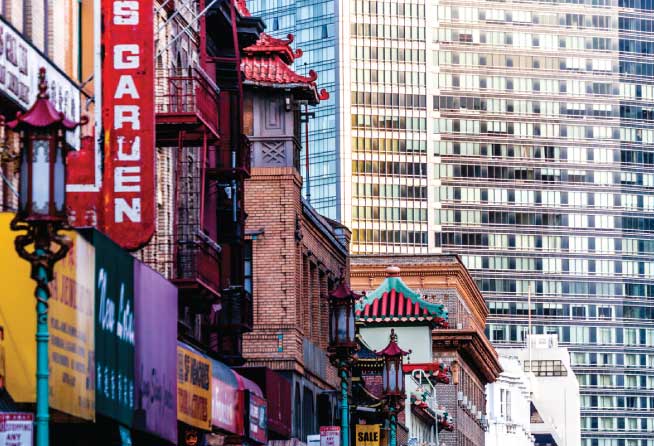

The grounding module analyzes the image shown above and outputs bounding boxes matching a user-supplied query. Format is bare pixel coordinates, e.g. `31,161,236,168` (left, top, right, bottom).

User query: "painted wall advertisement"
177,343,212,430
93,231,135,426
0,16,81,149
100,0,155,249
0,214,94,420
0,413,33,446
134,262,177,442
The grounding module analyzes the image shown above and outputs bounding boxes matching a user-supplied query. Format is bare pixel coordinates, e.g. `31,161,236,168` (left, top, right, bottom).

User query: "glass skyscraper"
249,0,340,219
435,1,654,445
251,0,654,443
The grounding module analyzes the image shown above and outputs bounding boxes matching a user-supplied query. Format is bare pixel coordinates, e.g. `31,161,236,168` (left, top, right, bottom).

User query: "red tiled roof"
241,33,329,104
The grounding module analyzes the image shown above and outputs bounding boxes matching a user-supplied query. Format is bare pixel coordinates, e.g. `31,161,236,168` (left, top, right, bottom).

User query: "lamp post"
327,279,360,446
5,67,84,446
376,329,410,446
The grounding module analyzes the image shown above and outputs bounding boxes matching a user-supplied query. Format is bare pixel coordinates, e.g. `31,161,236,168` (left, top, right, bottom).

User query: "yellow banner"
0,213,95,420
177,344,212,430
49,231,95,420
356,425,381,446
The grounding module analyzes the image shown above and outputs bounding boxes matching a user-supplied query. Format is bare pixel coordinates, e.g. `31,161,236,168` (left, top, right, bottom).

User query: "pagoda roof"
241,33,329,104
355,275,448,327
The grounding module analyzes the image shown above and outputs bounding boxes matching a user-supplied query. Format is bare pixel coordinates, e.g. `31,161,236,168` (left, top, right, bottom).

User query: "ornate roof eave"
351,257,487,325
431,329,503,383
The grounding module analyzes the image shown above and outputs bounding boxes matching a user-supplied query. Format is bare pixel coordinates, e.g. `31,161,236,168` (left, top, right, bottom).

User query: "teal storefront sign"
93,231,135,426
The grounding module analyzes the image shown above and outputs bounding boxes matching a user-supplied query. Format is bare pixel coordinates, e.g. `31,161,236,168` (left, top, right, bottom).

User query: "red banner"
100,0,155,249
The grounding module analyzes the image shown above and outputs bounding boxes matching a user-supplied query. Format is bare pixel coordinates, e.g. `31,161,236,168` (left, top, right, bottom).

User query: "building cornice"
432,329,502,384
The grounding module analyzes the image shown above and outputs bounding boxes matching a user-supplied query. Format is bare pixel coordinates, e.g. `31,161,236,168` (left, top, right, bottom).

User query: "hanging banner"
177,343,212,430
134,262,177,442
100,0,155,249
49,233,96,420
0,214,94,421
0,413,33,446
92,231,135,426
355,425,380,446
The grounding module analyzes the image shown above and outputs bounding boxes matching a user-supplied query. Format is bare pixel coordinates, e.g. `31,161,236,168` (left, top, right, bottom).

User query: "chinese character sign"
177,343,212,430
93,231,135,426
49,233,96,420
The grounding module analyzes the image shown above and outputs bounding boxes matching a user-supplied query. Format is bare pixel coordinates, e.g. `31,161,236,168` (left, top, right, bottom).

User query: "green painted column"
341,365,349,446
34,256,50,446
389,410,397,446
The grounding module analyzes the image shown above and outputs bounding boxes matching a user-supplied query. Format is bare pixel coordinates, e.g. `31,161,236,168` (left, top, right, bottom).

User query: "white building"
486,354,534,446
494,335,581,446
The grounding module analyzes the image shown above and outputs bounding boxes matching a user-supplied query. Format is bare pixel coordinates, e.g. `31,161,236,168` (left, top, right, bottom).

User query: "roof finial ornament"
38,67,48,99
386,265,400,277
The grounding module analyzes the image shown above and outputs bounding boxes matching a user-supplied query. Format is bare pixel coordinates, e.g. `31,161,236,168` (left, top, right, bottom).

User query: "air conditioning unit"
472,404,477,414
477,411,482,420
467,401,473,410
457,392,464,401
462,395,468,406
456,322,463,329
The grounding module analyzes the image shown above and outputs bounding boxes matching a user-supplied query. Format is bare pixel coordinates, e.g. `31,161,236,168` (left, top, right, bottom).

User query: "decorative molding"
261,141,286,164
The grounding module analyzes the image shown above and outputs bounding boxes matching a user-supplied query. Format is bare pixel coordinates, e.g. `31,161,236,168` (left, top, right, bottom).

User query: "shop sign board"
0,16,81,149
177,343,212,430
100,0,155,249
247,392,268,444
133,262,177,442
93,231,135,426
0,214,94,421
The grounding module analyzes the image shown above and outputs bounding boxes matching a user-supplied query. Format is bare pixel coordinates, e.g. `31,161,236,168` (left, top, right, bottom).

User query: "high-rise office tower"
249,0,341,219
250,0,654,443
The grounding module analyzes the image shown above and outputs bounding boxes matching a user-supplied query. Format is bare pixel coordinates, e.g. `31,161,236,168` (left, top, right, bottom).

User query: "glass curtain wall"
435,0,654,444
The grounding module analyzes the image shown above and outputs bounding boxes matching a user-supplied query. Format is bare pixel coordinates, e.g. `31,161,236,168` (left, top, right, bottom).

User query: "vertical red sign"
101,0,155,249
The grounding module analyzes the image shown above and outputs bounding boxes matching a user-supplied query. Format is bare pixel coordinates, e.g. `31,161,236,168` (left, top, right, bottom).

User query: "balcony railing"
218,285,253,333
175,229,222,298
155,65,220,142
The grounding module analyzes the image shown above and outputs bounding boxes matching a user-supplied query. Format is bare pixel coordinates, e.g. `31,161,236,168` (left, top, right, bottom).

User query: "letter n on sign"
101,0,155,249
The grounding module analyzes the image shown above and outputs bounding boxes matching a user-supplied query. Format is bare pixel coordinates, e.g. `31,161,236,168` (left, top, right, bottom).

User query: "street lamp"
328,279,360,446
376,329,410,446
6,67,85,446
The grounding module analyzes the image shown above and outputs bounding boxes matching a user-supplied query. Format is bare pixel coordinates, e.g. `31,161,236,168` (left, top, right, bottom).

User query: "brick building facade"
351,255,502,446
240,33,348,443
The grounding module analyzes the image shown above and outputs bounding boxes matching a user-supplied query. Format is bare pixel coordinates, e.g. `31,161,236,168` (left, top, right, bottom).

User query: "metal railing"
155,65,220,136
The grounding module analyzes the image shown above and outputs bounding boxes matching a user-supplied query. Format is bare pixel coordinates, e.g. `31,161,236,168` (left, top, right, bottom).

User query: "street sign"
320,426,341,446
307,434,321,446
0,413,33,446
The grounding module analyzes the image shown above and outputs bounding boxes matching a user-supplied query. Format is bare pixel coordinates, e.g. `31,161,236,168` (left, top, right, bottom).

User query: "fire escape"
154,0,262,363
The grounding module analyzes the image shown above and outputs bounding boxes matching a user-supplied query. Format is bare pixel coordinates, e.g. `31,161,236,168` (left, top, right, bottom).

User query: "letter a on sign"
101,0,155,249
355,425,381,446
